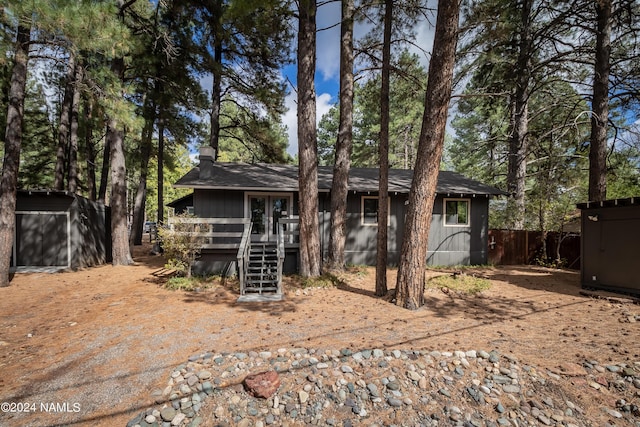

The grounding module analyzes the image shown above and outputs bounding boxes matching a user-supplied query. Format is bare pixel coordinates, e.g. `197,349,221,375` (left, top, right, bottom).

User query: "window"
444,198,470,226
361,196,391,226
362,196,379,225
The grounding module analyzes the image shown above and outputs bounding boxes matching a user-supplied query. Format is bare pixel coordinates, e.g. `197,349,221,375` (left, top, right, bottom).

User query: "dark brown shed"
577,197,640,296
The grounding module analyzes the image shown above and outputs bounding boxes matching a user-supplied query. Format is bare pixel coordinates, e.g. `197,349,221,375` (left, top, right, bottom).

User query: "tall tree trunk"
0,25,30,287
376,0,393,297
507,96,528,229
157,111,165,225
395,0,459,310
68,62,82,193
297,0,321,277
54,52,76,190
108,57,133,265
588,0,611,202
84,97,97,201
506,0,532,230
98,128,110,204
130,99,155,245
209,0,223,159
326,0,355,272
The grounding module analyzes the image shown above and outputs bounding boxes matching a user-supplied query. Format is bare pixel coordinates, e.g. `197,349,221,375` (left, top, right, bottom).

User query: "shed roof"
577,196,640,210
174,163,506,196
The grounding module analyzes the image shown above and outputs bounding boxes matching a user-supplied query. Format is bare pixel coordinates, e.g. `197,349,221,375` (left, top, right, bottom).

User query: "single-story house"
12,190,111,272
171,147,505,277
167,193,194,215
577,197,640,296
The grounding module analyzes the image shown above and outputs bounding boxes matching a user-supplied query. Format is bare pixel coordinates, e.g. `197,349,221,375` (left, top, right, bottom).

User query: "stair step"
240,242,282,300
245,286,279,292
237,294,283,302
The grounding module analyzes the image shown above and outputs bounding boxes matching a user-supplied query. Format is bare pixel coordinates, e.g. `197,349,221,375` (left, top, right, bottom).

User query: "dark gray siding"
15,213,69,267
427,195,489,266
324,192,488,267
580,203,640,295
330,192,408,266
73,196,110,268
194,190,244,217
190,188,490,274
192,189,301,275
192,190,245,275
14,192,109,270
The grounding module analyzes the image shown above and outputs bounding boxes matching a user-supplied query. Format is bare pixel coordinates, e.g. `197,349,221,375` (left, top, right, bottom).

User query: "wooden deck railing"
168,216,299,297
167,217,250,249
279,217,300,248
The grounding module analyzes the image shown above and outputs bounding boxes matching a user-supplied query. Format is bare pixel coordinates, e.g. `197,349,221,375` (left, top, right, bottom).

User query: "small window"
362,196,379,225
186,206,194,215
444,199,470,226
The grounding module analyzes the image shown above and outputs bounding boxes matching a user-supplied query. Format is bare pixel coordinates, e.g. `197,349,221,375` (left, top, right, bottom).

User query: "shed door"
15,212,70,267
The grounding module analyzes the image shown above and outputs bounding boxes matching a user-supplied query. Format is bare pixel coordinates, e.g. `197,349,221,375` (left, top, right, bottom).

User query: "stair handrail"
237,222,253,295
276,222,285,294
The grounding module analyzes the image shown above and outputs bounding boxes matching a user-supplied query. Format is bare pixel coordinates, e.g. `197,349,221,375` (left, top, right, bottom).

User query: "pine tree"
395,0,460,310
376,0,392,297
326,0,355,272
0,23,30,287
297,0,321,277
194,0,293,160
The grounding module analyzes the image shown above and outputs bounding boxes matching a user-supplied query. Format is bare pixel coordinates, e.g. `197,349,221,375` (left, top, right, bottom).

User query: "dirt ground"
0,241,638,426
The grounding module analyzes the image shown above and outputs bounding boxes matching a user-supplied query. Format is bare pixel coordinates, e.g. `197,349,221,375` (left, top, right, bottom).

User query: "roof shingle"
174,163,506,196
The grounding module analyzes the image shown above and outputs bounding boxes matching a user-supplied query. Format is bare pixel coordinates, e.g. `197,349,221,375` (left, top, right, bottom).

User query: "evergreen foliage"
317,50,427,168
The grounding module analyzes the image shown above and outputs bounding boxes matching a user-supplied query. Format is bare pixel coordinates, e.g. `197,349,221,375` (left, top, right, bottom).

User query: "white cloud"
284,91,335,157
316,1,342,82
409,17,436,71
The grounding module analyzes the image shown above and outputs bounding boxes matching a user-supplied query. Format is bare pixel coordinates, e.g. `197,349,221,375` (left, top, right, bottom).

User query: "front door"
247,193,292,242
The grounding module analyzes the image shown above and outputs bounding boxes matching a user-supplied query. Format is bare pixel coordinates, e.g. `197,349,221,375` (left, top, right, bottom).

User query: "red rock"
595,375,609,387
243,370,280,398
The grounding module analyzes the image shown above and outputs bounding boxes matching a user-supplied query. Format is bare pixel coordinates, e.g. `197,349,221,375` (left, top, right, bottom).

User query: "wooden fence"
488,229,581,269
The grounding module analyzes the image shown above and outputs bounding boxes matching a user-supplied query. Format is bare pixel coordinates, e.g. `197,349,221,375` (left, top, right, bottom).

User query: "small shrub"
299,274,338,289
165,276,215,291
158,214,207,278
533,255,567,269
345,265,368,278
426,273,491,294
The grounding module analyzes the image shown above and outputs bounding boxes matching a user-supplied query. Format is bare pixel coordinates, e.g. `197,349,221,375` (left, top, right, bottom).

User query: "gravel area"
127,348,640,427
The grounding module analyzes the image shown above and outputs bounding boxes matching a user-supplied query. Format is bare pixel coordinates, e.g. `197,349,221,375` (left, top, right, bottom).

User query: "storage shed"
577,197,640,296
12,190,111,271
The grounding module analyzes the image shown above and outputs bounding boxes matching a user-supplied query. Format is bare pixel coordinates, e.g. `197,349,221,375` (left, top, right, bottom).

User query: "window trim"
360,195,390,226
443,198,471,227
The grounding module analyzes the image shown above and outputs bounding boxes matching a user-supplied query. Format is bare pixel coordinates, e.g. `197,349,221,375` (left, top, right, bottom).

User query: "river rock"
244,371,281,398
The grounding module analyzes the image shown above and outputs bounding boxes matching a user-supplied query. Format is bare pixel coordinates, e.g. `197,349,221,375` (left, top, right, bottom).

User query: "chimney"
198,146,216,180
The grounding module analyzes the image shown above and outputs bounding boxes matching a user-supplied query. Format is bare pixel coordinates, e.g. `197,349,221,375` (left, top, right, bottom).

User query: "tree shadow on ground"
477,265,582,297
178,277,302,315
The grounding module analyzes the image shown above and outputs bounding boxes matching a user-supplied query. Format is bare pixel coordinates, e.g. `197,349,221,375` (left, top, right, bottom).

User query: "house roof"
166,192,195,207
174,162,506,196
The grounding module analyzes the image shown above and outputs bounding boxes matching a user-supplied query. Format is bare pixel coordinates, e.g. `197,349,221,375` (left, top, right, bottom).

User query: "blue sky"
282,1,437,156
